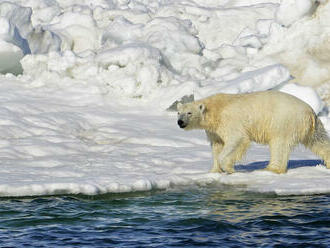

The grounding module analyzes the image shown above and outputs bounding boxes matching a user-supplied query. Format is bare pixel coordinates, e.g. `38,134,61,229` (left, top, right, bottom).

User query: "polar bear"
177,90,330,174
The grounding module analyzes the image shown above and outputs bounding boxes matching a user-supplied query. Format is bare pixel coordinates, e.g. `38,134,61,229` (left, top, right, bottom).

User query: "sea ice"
0,0,329,197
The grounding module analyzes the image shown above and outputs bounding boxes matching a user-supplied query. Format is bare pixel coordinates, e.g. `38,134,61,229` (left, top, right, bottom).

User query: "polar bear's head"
177,102,206,130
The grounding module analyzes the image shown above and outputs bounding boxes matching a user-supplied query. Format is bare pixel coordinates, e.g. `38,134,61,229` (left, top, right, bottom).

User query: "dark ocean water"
0,186,329,248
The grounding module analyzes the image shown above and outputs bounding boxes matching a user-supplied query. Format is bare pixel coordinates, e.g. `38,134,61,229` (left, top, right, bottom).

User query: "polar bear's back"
202,91,316,144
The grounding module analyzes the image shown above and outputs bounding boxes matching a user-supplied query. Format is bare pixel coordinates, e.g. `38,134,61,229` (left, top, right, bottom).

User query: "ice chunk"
0,2,32,74
0,40,23,74
205,64,291,95
276,0,316,27
27,26,61,54
49,10,100,53
277,83,324,115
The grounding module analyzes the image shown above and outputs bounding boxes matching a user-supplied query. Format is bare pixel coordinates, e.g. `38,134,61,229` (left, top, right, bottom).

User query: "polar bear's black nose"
177,119,186,128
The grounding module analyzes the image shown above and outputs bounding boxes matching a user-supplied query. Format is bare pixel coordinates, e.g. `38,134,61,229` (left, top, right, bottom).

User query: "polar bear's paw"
264,165,287,174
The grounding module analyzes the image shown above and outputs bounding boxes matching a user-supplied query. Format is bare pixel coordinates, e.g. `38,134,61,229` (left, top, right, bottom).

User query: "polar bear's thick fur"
177,91,330,174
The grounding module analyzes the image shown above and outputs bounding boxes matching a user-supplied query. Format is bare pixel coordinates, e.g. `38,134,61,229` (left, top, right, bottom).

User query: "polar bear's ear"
177,102,183,110
199,104,206,114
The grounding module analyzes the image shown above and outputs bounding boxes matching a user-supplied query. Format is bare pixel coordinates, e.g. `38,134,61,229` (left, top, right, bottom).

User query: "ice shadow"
235,159,323,172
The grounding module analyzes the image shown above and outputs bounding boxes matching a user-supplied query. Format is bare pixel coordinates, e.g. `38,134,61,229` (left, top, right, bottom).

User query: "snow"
275,0,316,27
0,0,329,197
257,0,330,87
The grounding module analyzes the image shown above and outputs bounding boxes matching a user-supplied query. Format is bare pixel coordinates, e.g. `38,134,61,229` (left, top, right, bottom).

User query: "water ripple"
0,187,329,247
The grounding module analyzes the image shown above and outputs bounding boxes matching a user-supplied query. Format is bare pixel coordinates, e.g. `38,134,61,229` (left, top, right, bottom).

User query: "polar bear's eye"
187,112,192,116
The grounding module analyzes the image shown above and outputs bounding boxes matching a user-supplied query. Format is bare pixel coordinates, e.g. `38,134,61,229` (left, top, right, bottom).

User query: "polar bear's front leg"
210,142,223,173
217,141,239,174
218,137,250,174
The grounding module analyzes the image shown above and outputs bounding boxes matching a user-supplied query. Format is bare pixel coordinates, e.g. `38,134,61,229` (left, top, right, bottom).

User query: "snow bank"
258,0,330,88
10,0,283,102
1,0,327,106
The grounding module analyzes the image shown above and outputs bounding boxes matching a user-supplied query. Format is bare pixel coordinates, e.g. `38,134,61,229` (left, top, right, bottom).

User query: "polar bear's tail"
306,117,330,169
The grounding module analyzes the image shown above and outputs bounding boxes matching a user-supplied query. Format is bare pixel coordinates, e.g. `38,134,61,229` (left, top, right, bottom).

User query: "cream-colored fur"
177,91,330,174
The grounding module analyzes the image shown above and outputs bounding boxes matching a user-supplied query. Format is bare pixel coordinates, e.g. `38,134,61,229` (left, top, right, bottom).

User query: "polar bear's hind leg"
266,137,294,174
305,119,330,168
